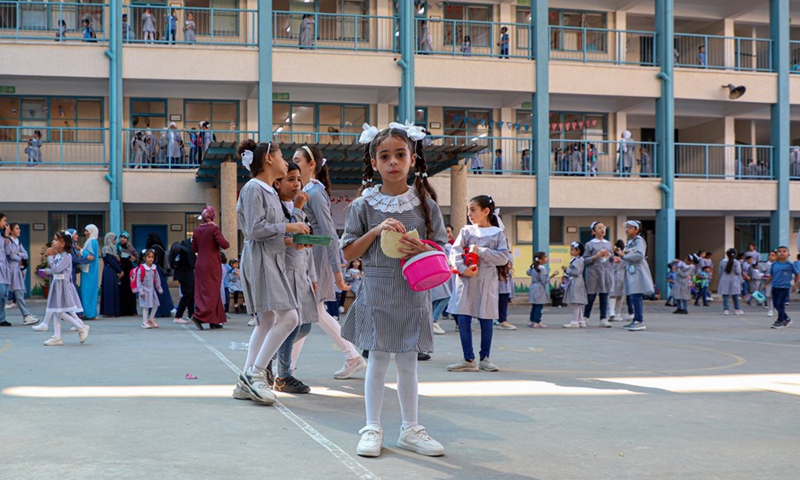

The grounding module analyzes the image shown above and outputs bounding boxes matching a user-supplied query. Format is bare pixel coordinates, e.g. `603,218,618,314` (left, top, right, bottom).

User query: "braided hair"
361,127,438,238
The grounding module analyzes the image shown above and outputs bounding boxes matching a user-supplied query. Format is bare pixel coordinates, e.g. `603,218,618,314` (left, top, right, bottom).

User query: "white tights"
53,312,85,339
291,302,360,368
365,351,418,430
244,309,300,371
142,308,155,325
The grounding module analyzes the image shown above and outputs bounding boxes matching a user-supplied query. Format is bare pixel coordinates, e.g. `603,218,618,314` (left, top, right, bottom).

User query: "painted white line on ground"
183,327,381,480
645,330,800,349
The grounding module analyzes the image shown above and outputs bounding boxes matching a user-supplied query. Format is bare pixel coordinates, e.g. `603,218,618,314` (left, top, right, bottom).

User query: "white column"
376,103,391,127
723,18,735,69
221,161,239,260
616,11,627,64
499,107,514,170
450,165,467,232
375,0,391,51
724,215,736,250
246,99,259,133
724,116,736,179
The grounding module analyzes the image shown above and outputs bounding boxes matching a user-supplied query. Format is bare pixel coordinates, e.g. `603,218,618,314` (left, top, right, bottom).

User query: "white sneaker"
496,321,517,330
479,358,499,372
356,425,383,457
432,322,445,335
723,310,730,316
78,325,90,344
232,382,250,400
32,323,48,332
768,310,774,317
239,367,277,405
339,306,345,314
624,314,635,321
599,319,612,328
397,425,445,456
563,321,581,328
334,356,367,380
44,337,63,346
23,315,39,325
70,327,78,332
447,359,479,372
247,316,257,327
578,320,588,328
735,310,744,315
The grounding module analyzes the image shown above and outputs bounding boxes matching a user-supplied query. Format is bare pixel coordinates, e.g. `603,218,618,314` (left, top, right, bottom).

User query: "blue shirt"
770,261,796,289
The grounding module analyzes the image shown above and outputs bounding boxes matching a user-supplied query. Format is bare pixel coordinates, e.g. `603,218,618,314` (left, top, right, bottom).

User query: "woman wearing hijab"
100,232,122,317
145,232,175,318
79,224,100,319
117,231,138,316
191,206,230,330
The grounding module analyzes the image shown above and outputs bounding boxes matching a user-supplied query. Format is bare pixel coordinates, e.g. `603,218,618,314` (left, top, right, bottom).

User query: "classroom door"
131,225,168,254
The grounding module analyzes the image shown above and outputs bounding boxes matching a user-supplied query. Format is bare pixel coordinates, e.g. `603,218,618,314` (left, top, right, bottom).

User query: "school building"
1,0,800,294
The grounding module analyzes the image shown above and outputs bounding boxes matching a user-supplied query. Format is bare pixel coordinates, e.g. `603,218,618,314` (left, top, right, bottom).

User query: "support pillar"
108,0,123,234
398,0,415,123
724,116,736,179
724,215,736,250
655,0,676,294
221,161,239,260
450,164,467,232
615,216,628,244
205,188,221,220
723,18,735,69
531,0,550,257
258,0,273,140
770,0,790,249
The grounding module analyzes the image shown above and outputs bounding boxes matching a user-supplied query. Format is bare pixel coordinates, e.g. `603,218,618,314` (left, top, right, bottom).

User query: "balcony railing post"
704,144,709,178
210,7,215,44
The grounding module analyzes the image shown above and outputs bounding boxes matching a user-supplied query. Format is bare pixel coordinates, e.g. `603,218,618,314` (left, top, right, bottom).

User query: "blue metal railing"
123,128,256,169
790,147,800,178
675,33,772,72
416,19,531,59
273,11,396,52
550,26,656,66
550,139,658,177
0,126,108,168
675,143,773,179
791,41,800,74
123,5,257,46
0,1,108,42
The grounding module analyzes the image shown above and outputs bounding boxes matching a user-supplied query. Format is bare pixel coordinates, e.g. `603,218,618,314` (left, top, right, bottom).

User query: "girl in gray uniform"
583,221,614,327
608,240,627,321
618,221,654,330
42,231,90,346
527,251,553,328
447,195,512,372
718,248,744,316
293,145,365,380
233,139,310,406
133,250,163,329
673,255,696,315
562,242,588,328
341,124,447,458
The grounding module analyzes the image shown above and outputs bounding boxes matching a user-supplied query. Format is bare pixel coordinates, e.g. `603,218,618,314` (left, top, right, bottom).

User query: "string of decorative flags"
452,115,599,132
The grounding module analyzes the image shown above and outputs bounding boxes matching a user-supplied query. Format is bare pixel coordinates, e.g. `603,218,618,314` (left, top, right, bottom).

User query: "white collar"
362,185,420,213
143,264,157,271
465,225,503,237
10,237,19,245
588,238,608,244
282,200,294,211
252,179,277,195
302,179,322,193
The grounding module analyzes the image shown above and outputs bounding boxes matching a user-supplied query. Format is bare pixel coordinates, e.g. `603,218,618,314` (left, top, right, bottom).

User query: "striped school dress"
340,185,447,353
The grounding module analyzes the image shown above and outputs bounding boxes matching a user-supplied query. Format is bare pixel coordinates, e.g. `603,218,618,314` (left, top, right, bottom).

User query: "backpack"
129,265,146,293
169,242,182,271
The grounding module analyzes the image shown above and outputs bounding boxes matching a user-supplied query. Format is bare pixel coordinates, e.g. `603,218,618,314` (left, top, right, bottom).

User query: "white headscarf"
85,224,99,241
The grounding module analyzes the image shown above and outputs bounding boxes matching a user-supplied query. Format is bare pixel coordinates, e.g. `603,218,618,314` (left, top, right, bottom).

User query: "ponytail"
725,248,737,274
296,146,331,194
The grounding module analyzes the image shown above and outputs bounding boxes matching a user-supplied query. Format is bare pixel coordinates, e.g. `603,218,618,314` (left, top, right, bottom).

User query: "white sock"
254,310,299,370
365,351,391,427
244,313,272,371
60,312,84,329
395,351,419,430
315,302,360,360
53,316,61,338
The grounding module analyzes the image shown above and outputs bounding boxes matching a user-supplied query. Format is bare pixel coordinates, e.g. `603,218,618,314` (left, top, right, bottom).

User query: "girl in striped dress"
42,231,90,346
562,242,588,328
341,123,447,458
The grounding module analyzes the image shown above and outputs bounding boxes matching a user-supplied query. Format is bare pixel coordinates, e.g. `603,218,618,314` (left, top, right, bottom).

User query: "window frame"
272,101,370,136
47,211,106,239
0,95,105,143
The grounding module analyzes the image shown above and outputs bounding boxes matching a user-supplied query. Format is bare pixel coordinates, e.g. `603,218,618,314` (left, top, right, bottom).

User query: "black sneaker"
417,352,431,361
771,319,786,329
785,318,793,328
0,321,11,327
273,376,311,394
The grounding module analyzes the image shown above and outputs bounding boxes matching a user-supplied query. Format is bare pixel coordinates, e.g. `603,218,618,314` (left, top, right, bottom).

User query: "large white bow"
388,121,426,141
241,150,254,171
359,123,380,145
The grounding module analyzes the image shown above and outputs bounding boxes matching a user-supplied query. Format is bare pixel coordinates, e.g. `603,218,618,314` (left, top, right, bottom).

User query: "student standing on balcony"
639,146,652,176
82,19,96,42
461,35,471,56
419,21,432,53
570,144,584,176
166,9,178,44
299,14,314,49
167,123,182,166
497,26,509,59
184,13,196,44
142,7,156,44
493,148,503,174
697,45,706,66
618,130,633,177
122,14,133,43
26,130,42,166
791,147,800,178
56,19,67,42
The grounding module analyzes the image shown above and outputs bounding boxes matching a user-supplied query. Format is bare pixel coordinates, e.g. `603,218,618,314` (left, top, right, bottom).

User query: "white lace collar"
362,185,420,213
252,178,277,195
143,264,157,271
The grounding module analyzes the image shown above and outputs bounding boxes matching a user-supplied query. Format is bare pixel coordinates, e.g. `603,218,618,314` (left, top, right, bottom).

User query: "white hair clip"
361,180,369,186
422,172,428,178
388,121,426,141
241,150,254,171
321,157,327,167
359,123,379,145
571,241,581,248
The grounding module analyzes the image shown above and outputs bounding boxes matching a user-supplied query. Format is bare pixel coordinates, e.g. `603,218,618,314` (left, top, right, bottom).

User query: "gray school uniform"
673,261,694,301
717,259,742,296
563,256,588,305
29,138,42,162
744,250,760,264
570,150,583,173
526,265,550,305
302,180,341,303
583,238,614,295
0,238,9,286
611,260,625,297
184,20,196,43
623,235,655,296
285,203,319,325
430,243,454,302
6,238,28,292
236,179,297,313
142,13,156,33
45,253,83,314
447,225,512,320
340,186,447,353
136,265,162,309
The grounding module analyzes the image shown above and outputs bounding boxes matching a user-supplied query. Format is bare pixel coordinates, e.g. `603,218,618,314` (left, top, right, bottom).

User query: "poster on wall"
329,189,359,230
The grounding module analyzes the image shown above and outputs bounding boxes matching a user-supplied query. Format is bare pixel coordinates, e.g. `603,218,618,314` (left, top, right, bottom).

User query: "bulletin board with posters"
510,244,572,295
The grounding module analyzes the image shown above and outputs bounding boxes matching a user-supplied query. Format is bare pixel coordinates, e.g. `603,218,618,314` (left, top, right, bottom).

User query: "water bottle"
229,342,249,351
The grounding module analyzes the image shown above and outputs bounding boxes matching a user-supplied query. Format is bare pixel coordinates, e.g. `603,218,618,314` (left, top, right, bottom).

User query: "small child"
142,8,156,43
673,254,696,315
527,251,554,328
430,244,454,335
132,249,163,329
184,12,197,44
56,19,67,42
221,251,231,313
494,148,503,174
562,242,588,328
461,35,472,56
694,266,711,307
41,231,90,346
608,240,626,320
497,26,509,58
665,262,677,307
764,246,798,329
761,250,778,316
82,19,95,42
345,258,364,297
496,258,516,330
228,259,244,313
166,9,178,44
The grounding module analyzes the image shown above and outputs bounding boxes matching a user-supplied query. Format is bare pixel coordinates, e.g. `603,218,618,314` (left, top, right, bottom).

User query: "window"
393,107,428,127
185,213,200,239
48,212,105,238
443,108,492,138
547,9,607,52
273,102,368,141
185,0,240,36
515,109,608,152
735,217,770,259
0,96,104,143
515,216,564,244
442,3,492,48
131,99,167,130
184,100,239,131
10,0,105,34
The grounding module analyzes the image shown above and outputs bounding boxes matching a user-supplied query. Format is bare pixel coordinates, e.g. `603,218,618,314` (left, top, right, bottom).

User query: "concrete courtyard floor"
1,298,799,480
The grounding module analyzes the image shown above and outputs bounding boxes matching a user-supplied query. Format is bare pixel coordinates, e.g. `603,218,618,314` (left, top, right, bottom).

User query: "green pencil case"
293,234,332,246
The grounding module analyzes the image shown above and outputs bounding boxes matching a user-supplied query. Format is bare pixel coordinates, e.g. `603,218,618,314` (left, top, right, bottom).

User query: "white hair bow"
241,150,254,171
359,123,379,145
388,121,426,141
